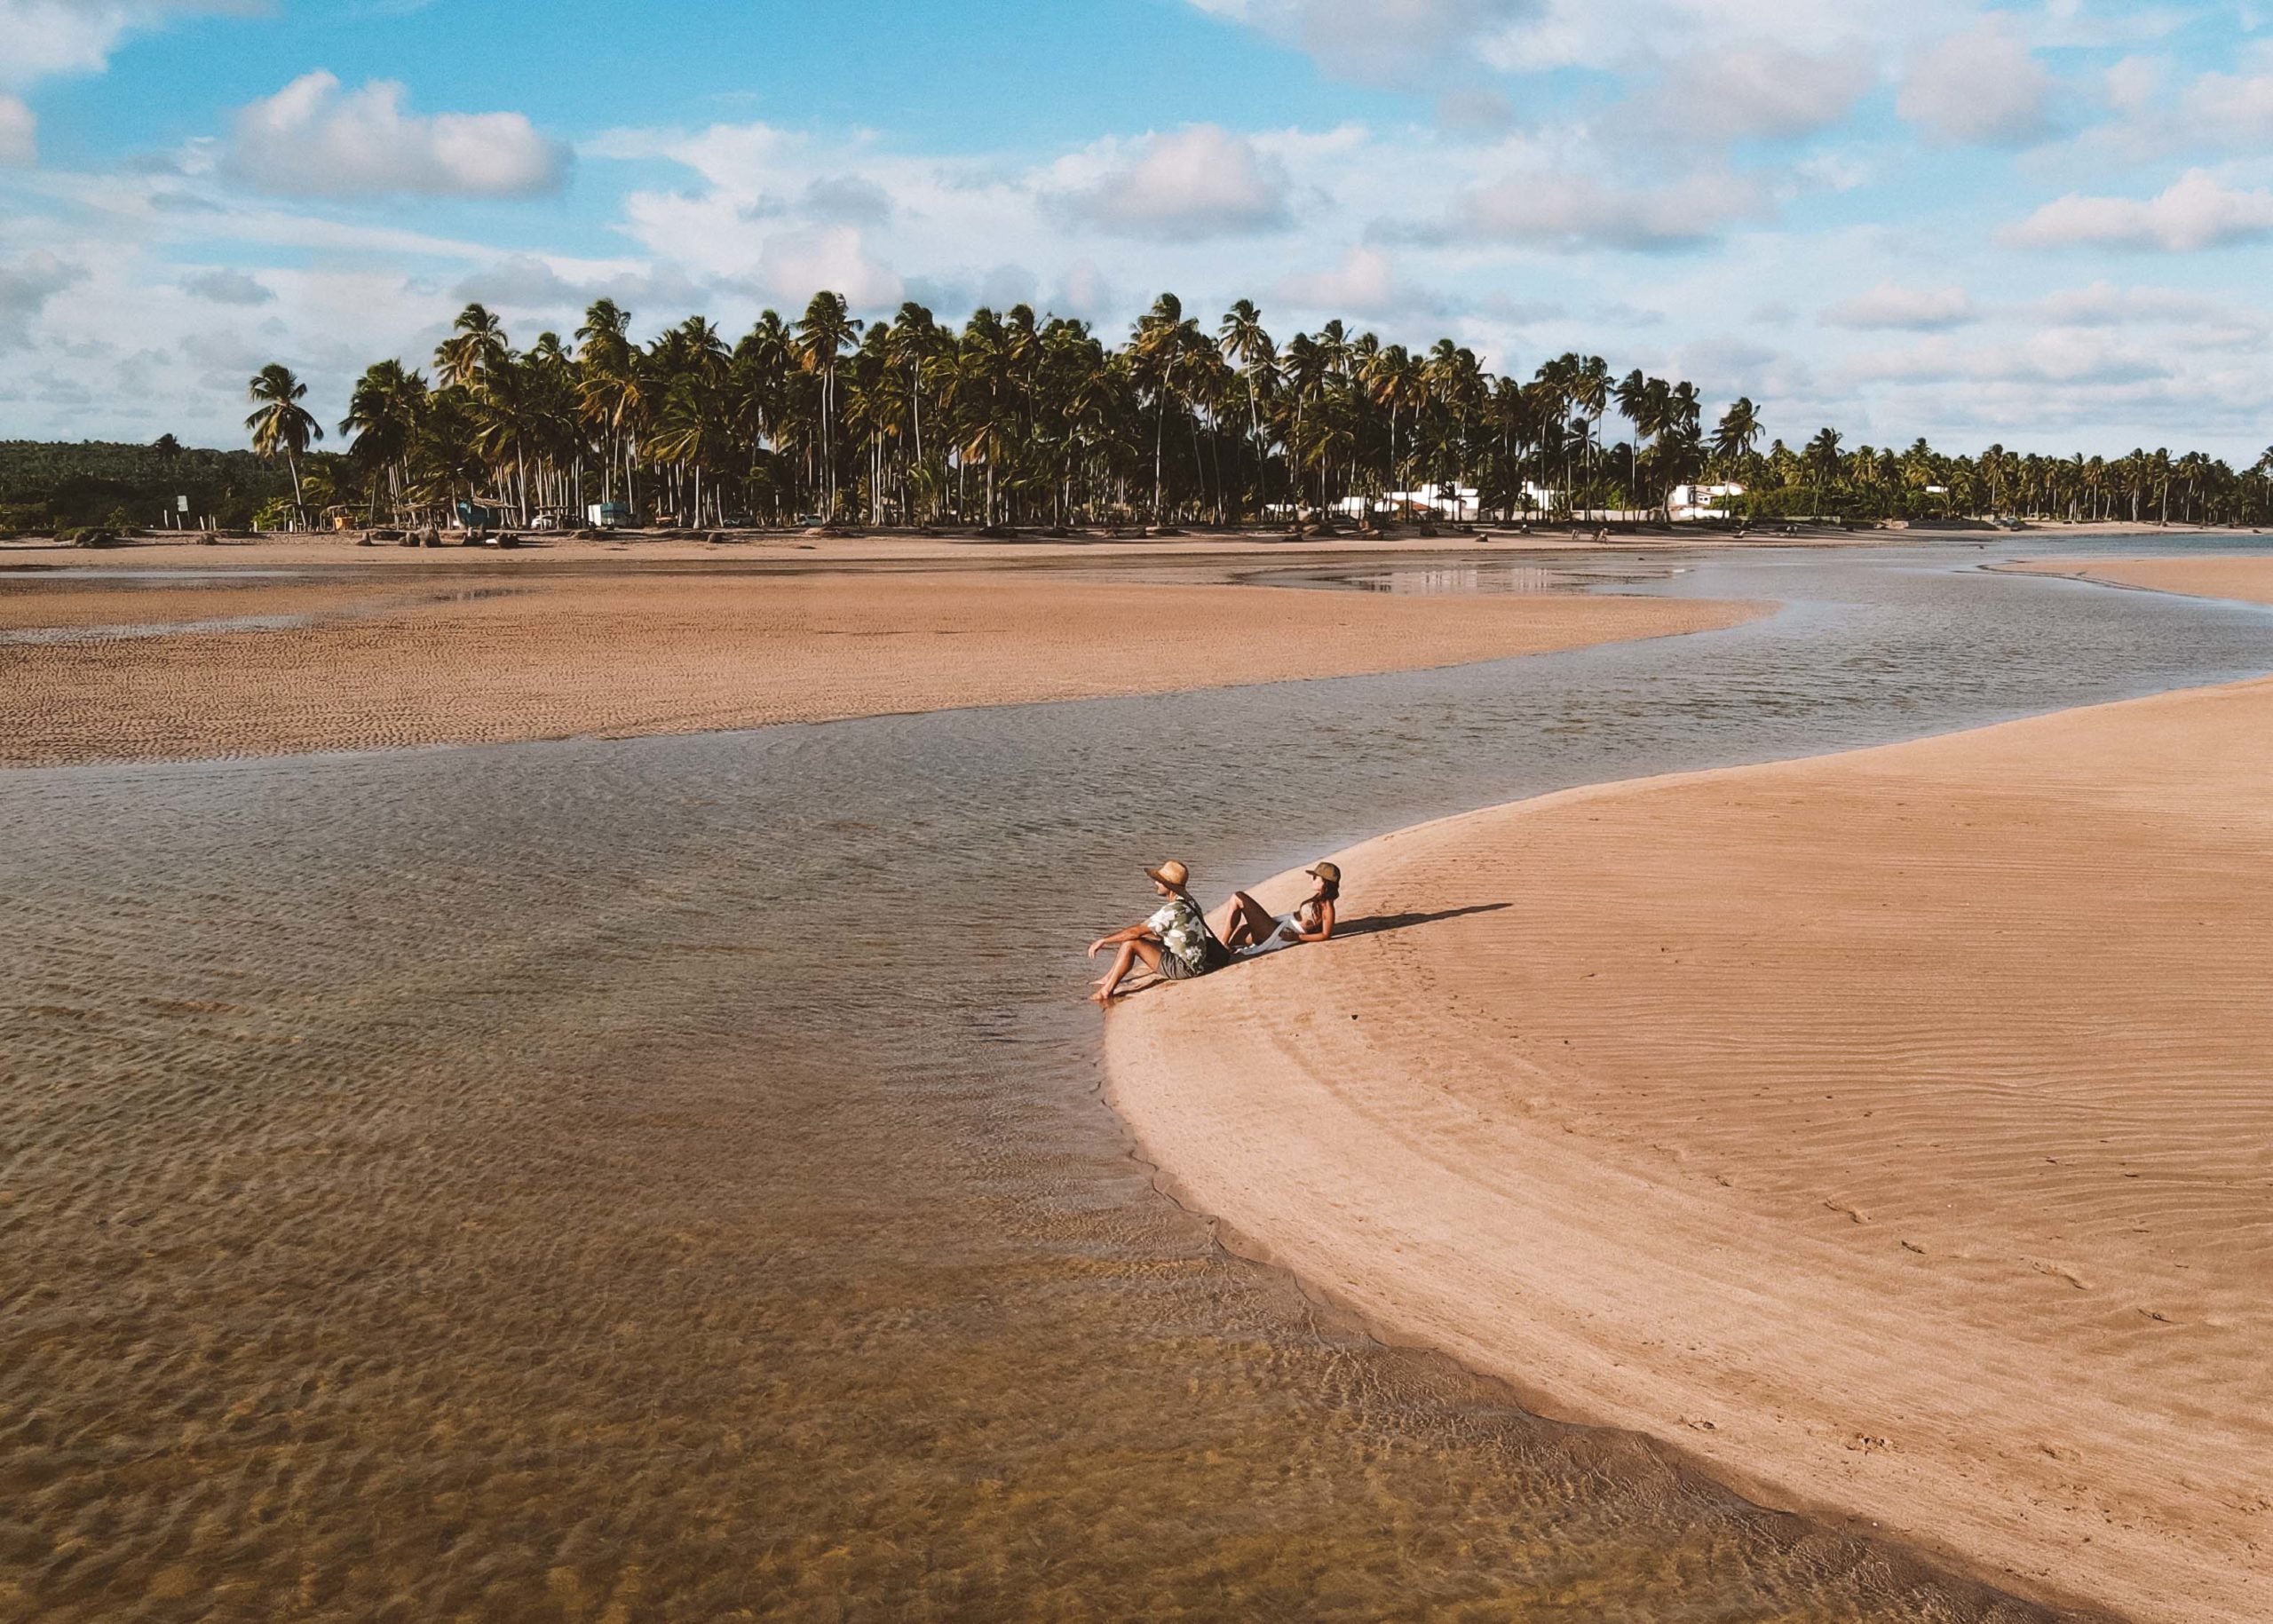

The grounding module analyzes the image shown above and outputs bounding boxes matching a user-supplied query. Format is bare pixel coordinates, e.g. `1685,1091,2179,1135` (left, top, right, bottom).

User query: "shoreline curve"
1105,654,2273,1624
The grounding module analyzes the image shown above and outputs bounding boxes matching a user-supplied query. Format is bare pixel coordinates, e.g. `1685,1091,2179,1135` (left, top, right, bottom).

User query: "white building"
1667,482,1746,521
1327,484,1564,522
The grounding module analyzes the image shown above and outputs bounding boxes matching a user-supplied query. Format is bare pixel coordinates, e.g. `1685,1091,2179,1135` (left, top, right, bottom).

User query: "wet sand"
1107,648,2273,1618
0,566,1754,765
17,543,2265,1622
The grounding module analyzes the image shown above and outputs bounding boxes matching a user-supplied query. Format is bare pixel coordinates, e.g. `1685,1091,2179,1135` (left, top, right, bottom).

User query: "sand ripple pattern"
10,543,2264,1620
0,568,1752,766
1110,670,2273,1624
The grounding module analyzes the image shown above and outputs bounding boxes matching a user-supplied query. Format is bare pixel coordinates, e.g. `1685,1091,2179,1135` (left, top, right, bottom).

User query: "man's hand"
1087,939,1109,959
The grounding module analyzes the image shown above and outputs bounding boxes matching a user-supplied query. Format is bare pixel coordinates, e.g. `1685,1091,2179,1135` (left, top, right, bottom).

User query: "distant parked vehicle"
586,502,632,530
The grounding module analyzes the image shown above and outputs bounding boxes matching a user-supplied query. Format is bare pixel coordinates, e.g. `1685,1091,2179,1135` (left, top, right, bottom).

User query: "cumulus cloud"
1274,245,1447,319
1821,281,1977,330
2027,281,2261,345
182,266,273,305
744,225,905,309
2004,170,2273,252
2159,63,2273,149
0,94,34,163
226,71,569,198
798,174,893,226
1437,84,1517,135
1187,0,1537,83
1845,331,2170,388
449,254,716,314
0,0,249,90
1637,44,1874,143
1415,167,1771,252
0,249,85,346
1897,22,2055,146
1052,125,1291,240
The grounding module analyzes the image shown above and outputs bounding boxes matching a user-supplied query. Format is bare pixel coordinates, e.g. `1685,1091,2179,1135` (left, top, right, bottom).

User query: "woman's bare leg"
1224,891,1273,949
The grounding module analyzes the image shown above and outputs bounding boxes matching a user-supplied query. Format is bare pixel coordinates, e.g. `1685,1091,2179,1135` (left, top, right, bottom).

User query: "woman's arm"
1294,900,1335,943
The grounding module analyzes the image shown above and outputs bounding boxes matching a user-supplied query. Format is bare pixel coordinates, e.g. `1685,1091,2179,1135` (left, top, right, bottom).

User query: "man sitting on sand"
1088,860,1227,1003
1089,858,1342,1003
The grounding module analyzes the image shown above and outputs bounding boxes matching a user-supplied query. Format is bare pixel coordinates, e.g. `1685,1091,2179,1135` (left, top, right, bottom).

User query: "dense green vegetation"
0,436,294,533
304,293,2273,530
12,291,2273,534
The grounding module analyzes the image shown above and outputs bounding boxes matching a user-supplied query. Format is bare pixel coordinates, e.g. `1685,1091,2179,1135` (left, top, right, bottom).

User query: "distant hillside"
0,439,295,531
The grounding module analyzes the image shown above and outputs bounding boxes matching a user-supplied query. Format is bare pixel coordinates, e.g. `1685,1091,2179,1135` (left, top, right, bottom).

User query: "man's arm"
1088,921,1157,956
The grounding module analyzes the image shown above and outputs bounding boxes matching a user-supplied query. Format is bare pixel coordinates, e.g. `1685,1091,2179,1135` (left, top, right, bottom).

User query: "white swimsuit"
1238,911,1308,959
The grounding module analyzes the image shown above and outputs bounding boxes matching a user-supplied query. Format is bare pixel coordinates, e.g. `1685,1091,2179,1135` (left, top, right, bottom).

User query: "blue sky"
4,0,2272,458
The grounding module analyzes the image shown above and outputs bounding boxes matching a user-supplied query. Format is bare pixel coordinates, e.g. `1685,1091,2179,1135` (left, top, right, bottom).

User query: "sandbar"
0,564,1757,766
1107,564,2273,1621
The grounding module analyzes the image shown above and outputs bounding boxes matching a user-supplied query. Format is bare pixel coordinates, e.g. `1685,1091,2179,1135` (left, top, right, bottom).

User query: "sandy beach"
1106,558,2273,1622
0,559,1755,766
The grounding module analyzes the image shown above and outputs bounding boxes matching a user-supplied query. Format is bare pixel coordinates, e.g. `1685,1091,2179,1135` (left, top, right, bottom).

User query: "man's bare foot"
1089,986,1113,1006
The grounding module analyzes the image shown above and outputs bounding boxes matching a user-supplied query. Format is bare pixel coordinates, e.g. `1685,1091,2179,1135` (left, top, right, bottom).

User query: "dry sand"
2012,552,2273,602
0,566,1754,766
1107,564,2273,1622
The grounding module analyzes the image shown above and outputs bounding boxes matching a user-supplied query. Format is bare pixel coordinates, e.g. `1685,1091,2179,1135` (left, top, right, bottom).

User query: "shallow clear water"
4,538,2268,1622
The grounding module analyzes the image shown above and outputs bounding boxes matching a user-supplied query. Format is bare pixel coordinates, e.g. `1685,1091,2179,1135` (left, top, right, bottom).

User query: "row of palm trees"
243,293,2273,531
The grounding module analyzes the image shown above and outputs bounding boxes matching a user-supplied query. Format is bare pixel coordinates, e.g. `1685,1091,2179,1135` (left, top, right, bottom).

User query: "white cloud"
0,94,34,163
226,71,569,199
1274,245,1447,319
1050,125,1291,240
1187,0,1538,83
2025,283,2265,348
2171,65,2273,147
1637,44,1874,143
0,0,248,90
1844,330,2170,388
181,266,273,305
745,226,905,309
1897,21,2055,146
1436,84,1517,135
0,249,86,346
1428,167,1771,251
1821,281,1977,330
2004,170,2273,252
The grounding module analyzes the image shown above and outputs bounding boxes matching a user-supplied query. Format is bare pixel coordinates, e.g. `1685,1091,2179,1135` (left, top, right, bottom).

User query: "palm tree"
796,290,862,519
1711,397,1762,480
1803,427,1844,490
245,362,321,517
1131,293,1203,521
436,303,508,390
340,359,427,522
1218,299,1275,513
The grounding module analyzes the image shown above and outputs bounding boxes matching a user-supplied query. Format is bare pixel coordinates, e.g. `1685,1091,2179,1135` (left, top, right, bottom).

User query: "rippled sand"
1110,665,2273,1621
0,566,1754,765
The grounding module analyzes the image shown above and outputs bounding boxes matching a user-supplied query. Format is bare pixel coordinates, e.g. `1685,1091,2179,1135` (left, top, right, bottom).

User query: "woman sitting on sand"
1088,860,1227,1003
1222,861,1340,958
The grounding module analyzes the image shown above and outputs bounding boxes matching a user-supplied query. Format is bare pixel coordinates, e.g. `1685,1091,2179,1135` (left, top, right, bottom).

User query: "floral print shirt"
1147,894,1212,975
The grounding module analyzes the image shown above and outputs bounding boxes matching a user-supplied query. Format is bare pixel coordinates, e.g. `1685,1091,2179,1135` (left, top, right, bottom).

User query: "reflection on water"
4,538,2267,1621
0,613,322,645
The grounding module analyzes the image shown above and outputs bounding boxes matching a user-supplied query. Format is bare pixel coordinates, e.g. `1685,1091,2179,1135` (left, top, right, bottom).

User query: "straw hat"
1144,859,1190,890
1307,860,1342,884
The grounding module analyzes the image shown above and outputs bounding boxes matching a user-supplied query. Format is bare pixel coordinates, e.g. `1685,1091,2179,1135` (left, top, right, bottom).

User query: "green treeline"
18,291,2273,533
0,438,292,533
